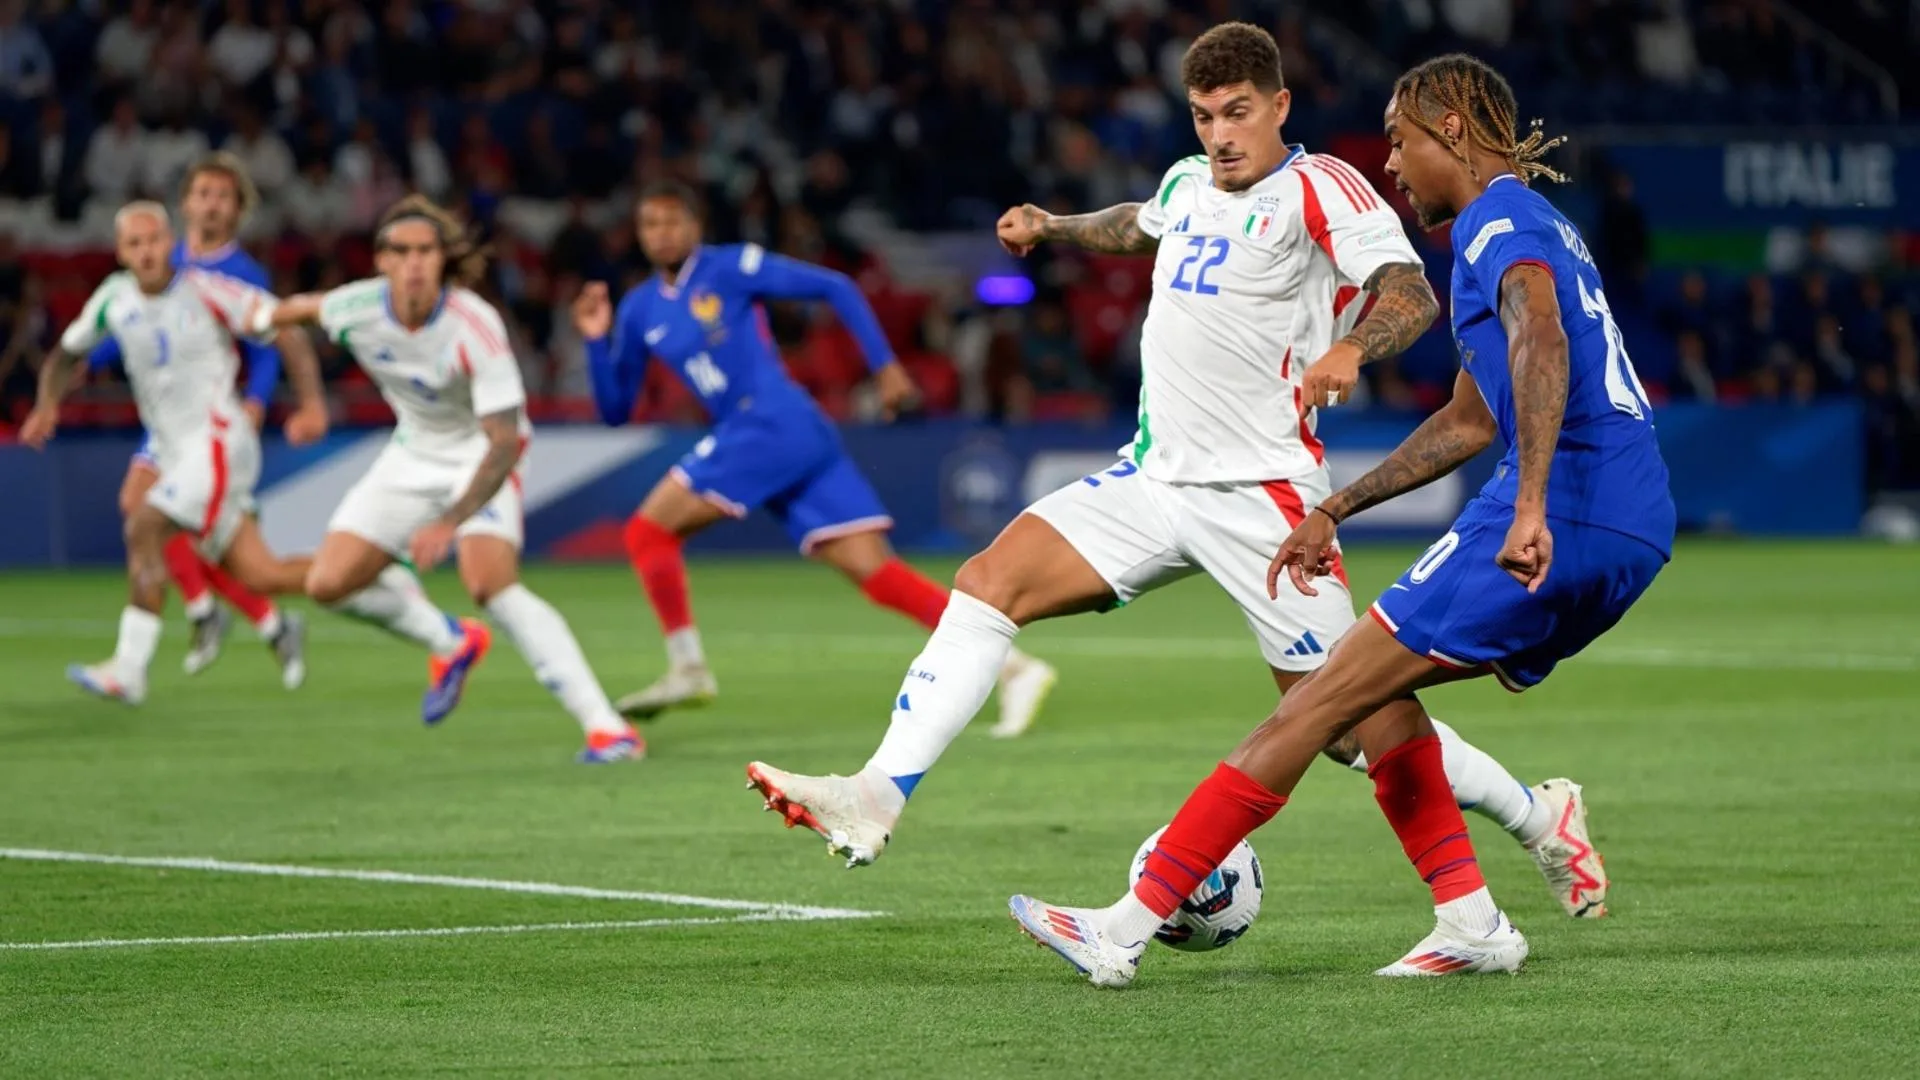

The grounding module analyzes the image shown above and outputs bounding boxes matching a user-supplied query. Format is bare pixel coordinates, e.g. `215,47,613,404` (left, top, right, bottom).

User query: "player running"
261,196,642,763
1008,53,1675,986
574,180,1057,733
747,25,1605,919
94,153,304,685
22,201,330,705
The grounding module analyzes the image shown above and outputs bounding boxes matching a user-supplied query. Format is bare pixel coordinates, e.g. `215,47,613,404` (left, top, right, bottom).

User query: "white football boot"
1524,778,1609,918
1007,896,1147,989
745,762,902,867
614,664,718,720
987,651,1058,739
66,661,146,705
181,604,231,676
1376,910,1529,976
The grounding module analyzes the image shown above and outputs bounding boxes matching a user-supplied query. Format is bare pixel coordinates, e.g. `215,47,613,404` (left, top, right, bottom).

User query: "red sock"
860,559,950,630
1131,763,1288,919
163,533,211,605
203,560,277,627
1370,735,1486,904
623,515,693,633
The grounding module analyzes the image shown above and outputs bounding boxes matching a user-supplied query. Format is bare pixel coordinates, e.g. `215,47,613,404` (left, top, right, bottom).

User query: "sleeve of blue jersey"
1456,197,1561,302
586,289,648,426
722,244,896,373
87,337,122,371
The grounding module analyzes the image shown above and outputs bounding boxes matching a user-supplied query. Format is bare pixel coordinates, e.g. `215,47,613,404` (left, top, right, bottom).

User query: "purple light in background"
976,275,1036,306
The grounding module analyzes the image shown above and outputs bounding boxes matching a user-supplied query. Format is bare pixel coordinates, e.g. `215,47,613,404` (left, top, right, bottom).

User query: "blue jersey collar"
658,247,704,299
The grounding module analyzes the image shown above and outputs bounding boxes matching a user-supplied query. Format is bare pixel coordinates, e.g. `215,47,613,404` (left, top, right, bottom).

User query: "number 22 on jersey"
1169,237,1230,295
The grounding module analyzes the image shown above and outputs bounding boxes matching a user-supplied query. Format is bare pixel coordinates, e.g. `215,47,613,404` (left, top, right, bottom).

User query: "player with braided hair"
1008,53,1674,986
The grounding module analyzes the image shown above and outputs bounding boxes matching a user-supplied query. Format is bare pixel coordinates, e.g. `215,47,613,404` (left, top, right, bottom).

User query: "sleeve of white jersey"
1135,156,1209,239
1298,156,1421,286
191,270,279,343
459,300,526,418
318,281,380,346
58,275,120,355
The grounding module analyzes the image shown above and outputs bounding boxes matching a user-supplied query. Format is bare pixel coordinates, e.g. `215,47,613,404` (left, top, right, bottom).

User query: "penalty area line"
0,912,826,953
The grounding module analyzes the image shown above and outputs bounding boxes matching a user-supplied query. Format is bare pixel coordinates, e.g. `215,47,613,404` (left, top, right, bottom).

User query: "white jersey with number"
318,279,529,465
59,268,276,468
1126,147,1421,483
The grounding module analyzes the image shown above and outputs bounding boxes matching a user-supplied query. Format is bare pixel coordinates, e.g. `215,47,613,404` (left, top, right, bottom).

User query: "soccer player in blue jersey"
1008,53,1675,986
574,182,1057,731
91,154,306,687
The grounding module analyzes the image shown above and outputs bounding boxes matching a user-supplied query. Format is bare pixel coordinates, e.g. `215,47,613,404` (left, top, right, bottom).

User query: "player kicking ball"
259,196,642,763
1008,53,1675,986
97,154,303,685
22,201,330,705
574,181,1056,733
747,25,1607,921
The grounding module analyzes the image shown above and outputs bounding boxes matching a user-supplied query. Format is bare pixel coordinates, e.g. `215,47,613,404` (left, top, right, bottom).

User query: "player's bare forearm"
1036,203,1157,254
1320,371,1496,521
33,346,83,407
268,293,324,328
274,328,325,408
1499,263,1568,511
439,407,524,525
1337,263,1438,363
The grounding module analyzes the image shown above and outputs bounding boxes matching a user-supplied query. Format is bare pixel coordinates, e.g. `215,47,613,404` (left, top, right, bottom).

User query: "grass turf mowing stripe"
0,912,831,952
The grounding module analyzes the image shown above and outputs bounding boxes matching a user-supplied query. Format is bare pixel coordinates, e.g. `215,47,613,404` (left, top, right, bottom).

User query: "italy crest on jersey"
1243,198,1280,240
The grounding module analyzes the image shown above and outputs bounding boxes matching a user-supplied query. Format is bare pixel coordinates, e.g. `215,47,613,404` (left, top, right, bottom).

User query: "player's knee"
304,564,357,606
460,566,515,607
623,514,680,565
951,552,1025,622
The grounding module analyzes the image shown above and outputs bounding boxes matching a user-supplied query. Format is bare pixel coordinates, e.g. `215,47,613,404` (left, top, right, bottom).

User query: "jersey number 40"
1577,276,1653,421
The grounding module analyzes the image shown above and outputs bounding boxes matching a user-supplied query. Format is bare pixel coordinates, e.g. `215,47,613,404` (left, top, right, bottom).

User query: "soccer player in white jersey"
259,196,642,763
745,22,1607,918
21,201,330,705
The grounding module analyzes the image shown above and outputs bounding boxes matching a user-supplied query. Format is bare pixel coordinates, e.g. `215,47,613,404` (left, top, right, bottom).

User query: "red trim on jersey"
1298,173,1336,263
200,435,229,538
447,295,507,356
456,343,473,378
1334,284,1361,317
1262,479,1348,586
1310,156,1381,212
1504,258,1556,280
1286,344,1328,465
1280,347,1290,381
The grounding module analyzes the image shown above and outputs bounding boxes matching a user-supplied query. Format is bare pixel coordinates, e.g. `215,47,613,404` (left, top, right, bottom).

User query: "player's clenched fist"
997,204,1052,256
571,282,613,339
1301,341,1362,409
20,405,57,449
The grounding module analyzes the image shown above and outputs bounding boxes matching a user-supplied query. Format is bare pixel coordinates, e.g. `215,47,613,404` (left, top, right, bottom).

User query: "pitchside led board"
1604,140,1914,229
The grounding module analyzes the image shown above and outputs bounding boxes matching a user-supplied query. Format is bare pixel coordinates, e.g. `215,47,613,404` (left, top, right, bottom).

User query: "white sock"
114,606,162,680
1437,886,1503,935
331,564,463,657
1345,719,1553,846
1104,892,1165,949
665,627,705,669
487,584,628,736
183,593,215,621
255,607,283,639
864,591,1017,797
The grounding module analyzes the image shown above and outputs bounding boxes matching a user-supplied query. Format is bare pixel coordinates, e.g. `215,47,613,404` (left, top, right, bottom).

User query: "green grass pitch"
2,542,1917,1077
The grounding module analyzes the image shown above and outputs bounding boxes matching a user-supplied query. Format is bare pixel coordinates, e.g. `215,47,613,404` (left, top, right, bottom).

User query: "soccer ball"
1127,826,1263,952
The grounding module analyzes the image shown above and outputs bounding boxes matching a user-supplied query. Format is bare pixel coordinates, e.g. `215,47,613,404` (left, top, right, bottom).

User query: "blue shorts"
1370,497,1667,691
670,410,891,553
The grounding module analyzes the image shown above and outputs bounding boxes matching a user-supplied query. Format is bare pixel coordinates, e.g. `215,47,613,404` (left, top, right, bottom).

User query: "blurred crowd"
0,0,1914,489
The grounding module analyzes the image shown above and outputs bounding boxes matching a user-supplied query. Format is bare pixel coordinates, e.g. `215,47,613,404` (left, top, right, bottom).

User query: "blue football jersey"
1449,176,1675,555
587,243,896,427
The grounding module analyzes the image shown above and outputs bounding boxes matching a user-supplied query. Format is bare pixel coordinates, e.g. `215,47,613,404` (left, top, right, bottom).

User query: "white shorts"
147,418,261,561
327,442,525,557
1026,460,1356,671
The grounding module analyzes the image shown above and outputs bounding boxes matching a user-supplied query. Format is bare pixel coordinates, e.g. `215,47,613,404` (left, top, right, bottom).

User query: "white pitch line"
0,913,800,953
0,849,885,921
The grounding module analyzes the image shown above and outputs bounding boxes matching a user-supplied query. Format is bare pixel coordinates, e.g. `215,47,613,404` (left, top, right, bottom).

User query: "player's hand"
874,361,922,420
409,519,459,573
1497,508,1554,593
571,282,613,340
996,204,1051,256
1302,342,1362,409
243,399,267,430
20,406,57,450
1268,508,1340,599
284,401,329,446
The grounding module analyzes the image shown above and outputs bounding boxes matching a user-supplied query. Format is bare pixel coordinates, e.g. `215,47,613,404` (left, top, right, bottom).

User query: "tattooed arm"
1338,262,1440,362
19,346,85,447
1498,262,1568,513
997,202,1157,256
1317,368,1498,523
440,407,525,526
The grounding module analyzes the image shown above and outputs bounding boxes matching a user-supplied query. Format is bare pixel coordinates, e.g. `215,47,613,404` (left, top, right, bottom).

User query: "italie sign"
1604,141,1914,227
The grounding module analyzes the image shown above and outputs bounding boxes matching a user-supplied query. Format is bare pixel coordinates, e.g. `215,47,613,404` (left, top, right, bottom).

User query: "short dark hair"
638,179,703,219
1181,22,1283,95
1393,53,1567,184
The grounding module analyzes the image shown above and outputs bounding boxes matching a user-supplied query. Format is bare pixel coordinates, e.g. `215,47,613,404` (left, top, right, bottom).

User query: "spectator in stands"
208,0,277,94
1596,170,1651,296
94,0,158,95
404,105,452,202
224,103,295,202
281,156,349,238
82,97,149,204
1006,296,1101,424
142,111,210,201
0,0,54,103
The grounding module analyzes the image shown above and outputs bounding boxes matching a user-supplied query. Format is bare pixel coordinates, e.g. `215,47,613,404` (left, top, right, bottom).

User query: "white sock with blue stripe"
1346,719,1552,846
331,564,463,658
864,591,1018,798
486,584,628,736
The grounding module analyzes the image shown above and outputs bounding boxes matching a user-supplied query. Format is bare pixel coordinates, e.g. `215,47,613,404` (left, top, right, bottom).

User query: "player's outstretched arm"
999,203,1157,256
253,292,324,332
20,346,84,447
274,326,330,445
1316,368,1499,523
1498,263,1568,514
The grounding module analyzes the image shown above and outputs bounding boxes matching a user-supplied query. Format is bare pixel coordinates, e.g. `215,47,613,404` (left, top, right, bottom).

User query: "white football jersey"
1126,147,1421,483
59,268,276,468
318,280,529,464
